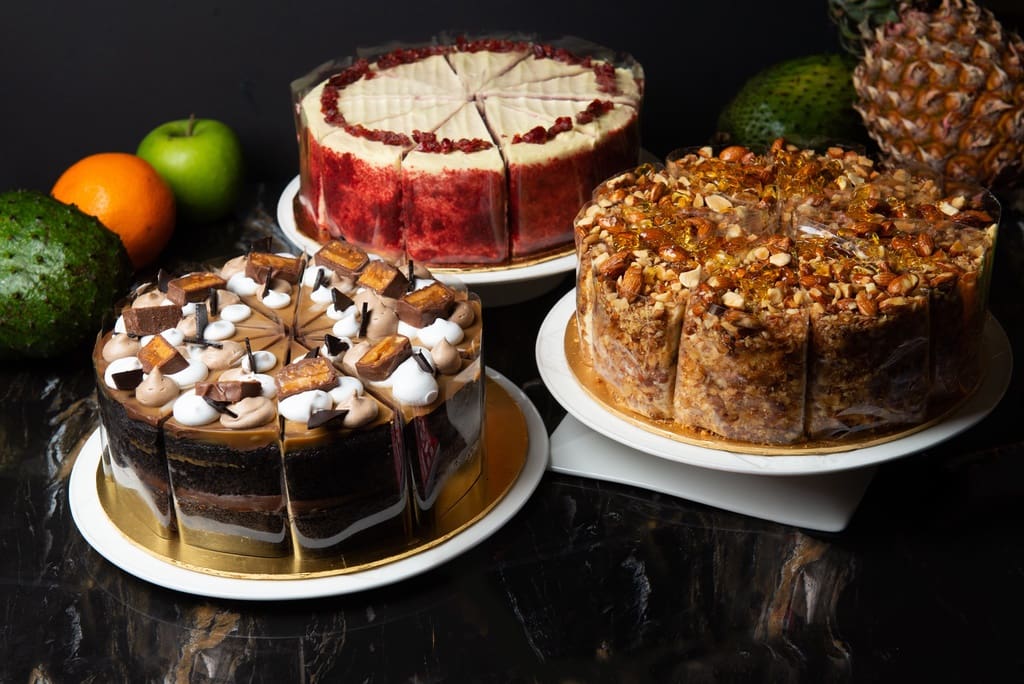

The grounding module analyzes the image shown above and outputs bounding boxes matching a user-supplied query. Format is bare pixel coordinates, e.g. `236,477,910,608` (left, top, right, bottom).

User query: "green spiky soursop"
714,54,864,150
0,190,132,359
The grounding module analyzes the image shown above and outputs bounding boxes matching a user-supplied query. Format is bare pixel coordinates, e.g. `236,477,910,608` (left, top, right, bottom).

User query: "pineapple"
845,0,1024,190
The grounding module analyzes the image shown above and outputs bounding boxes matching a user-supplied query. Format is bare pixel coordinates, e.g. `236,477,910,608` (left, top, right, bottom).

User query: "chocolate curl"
331,287,353,312
324,333,349,356
244,337,257,373
358,301,370,337
259,266,273,299
307,408,349,430
111,368,144,391
183,337,223,348
313,267,328,291
407,260,415,292
202,396,238,418
413,349,435,375
304,346,321,360
195,302,209,341
157,269,172,293
209,288,220,316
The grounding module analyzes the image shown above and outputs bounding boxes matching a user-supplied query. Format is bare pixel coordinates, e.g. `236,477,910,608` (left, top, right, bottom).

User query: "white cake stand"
536,290,1013,532
275,176,574,307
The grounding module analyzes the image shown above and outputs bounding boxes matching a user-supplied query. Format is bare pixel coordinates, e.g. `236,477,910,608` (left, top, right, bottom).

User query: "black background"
3,1,1022,194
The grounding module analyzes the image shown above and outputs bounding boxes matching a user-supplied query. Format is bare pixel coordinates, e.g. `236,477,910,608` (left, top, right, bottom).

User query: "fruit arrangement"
717,0,1024,191
0,118,244,360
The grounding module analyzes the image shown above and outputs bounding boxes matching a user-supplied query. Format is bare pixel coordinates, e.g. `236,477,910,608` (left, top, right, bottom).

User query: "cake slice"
483,97,596,257
446,45,529,92
401,102,508,264
280,375,409,559
311,99,464,255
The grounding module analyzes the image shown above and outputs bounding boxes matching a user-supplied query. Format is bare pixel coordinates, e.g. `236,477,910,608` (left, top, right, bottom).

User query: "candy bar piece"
275,356,338,399
356,260,409,299
395,282,456,327
137,334,189,374
245,252,304,284
314,240,369,279
166,272,228,306
122,305,182,336
195,380,262,403
355,334,412,382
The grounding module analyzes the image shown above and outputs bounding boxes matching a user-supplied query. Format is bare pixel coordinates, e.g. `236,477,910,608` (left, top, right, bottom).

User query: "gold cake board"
86,375,533,582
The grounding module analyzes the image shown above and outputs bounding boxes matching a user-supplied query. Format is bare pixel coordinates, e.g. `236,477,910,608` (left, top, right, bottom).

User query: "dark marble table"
2,182,1023,682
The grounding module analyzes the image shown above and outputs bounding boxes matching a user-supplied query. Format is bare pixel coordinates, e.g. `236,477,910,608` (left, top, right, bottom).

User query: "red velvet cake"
292,36,644,265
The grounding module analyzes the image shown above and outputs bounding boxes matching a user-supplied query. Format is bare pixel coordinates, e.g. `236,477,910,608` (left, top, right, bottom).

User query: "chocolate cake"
292,35,643,265
94,239,484,560
574,140,998,446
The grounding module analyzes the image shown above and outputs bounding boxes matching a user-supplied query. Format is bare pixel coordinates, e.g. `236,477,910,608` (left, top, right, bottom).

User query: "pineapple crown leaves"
827,0,902,56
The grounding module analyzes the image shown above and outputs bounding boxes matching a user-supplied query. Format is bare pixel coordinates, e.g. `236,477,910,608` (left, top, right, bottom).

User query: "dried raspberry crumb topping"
575,99,614,124
513,116,575,144
412,130,493,154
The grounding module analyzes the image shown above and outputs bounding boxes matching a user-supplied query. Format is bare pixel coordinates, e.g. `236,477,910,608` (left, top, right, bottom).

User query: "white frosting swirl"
141,328,185,348
227,272,260,296
168,358,209,389
104,356,143,390
261,289,291,310
219,303,252,323
278,389,333,423
172,390,221,426
241,350,278,373
218,368,278,398
113,315,127,334
382,356,438,406
327,302,356,321
202,320,236,341
397,318,464,348
329,375,365,405
332,313,360,338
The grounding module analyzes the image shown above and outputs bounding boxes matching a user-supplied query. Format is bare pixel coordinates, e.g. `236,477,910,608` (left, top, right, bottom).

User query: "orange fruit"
51,152,176,269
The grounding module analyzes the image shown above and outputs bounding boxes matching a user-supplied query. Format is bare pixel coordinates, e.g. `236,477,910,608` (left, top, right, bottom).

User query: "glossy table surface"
2,182,1023,682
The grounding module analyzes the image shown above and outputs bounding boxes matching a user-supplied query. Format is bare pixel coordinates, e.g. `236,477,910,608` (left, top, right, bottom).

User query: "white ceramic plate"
69,369,549,600
537,289,1012,477
276,175,575,305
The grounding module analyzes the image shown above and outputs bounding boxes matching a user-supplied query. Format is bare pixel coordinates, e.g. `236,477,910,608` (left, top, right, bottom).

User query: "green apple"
136,115,244,224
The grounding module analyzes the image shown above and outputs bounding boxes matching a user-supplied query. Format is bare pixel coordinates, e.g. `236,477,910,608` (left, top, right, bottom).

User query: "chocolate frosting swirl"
135,367,180,407
220,396,276,429
338,394,379,428
102,333,140,362
430,338,462,375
